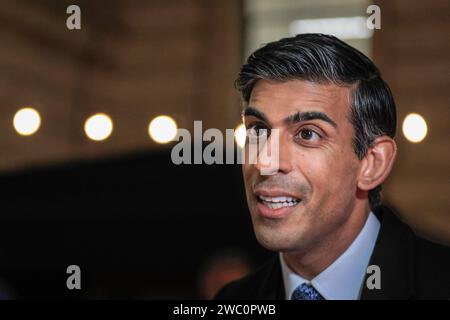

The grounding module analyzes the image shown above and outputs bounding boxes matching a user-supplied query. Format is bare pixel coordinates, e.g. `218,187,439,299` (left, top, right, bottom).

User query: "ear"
357,136,397,192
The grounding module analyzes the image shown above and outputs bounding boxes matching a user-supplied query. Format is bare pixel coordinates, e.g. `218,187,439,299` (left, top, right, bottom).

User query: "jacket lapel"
255,255,285,299
361,205,415,299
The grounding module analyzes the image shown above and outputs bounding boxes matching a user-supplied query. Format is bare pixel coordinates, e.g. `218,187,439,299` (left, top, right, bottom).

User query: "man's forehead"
248,79,350,116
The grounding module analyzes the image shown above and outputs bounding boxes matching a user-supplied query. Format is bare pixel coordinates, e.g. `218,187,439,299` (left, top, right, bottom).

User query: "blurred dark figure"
0,277,15,300
197,250,252,299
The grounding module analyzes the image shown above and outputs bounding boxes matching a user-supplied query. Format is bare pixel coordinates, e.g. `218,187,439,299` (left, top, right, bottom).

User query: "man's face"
242,79,362,253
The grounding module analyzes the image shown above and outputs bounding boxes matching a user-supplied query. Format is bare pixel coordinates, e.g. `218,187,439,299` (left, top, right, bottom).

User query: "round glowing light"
13,107,41,136
402,113,428,143
148,115,178,144
84,113,113,141
234,123,246,148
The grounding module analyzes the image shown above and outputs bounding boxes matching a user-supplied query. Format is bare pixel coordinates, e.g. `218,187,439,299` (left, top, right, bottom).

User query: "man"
215,34,450,300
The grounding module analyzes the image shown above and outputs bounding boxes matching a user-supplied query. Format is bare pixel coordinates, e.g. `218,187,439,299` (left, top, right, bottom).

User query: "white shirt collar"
280,211,380,300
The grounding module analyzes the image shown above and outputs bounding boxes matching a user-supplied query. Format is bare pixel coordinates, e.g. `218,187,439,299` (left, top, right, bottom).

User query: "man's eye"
247,124,269,137
296,129,320,141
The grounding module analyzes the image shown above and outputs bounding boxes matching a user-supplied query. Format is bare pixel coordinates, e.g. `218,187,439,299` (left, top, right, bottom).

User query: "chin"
253,225,304,252
253,213,316,251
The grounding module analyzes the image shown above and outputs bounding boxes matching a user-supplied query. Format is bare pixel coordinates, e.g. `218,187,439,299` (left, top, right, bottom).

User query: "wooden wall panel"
0,0,242,171
373,0,450,244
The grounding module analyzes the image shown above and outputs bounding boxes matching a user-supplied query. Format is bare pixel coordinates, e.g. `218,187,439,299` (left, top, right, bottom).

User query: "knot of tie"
291,283,325,300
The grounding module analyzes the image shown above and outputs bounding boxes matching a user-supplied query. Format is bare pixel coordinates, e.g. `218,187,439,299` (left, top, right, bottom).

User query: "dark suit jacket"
215,205,450,300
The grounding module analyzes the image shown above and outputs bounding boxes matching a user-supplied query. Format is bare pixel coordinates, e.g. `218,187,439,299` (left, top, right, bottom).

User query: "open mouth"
257,195,300,210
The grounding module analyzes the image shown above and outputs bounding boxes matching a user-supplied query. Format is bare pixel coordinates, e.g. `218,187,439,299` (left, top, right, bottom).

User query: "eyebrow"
243,106,337,128
242,107,269,123
284,111,337,128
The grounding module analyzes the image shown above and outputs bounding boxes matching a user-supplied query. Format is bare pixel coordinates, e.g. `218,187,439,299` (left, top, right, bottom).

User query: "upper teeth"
258,195,299,210
258,195,298,203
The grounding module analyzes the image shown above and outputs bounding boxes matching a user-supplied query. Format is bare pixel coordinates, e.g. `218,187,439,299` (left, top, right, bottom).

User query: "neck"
283,201,370,280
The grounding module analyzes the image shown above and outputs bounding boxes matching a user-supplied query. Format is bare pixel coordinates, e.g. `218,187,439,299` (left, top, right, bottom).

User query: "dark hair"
236,33,396,209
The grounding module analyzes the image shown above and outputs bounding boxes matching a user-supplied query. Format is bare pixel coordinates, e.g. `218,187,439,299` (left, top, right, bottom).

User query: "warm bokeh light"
13,107,41,136
148,115,178,144
402,113,428,143
289,16,373,40
84,113,113,141
234,123,246,148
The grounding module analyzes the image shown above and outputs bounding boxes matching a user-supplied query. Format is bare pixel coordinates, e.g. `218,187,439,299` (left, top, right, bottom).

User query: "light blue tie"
291,283,325,300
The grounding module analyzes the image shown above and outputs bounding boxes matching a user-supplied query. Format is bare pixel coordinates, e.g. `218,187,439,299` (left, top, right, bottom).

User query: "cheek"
296,147,359,198
242,163,252,184
242,163,256,200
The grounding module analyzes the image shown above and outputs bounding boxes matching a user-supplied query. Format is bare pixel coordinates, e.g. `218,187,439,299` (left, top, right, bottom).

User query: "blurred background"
0,0,448,298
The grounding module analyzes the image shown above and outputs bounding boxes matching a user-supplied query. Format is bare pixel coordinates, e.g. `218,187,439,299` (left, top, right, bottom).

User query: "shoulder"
372,205,450,299
214,255,280,300
214,272,260,300
413,235,450,299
